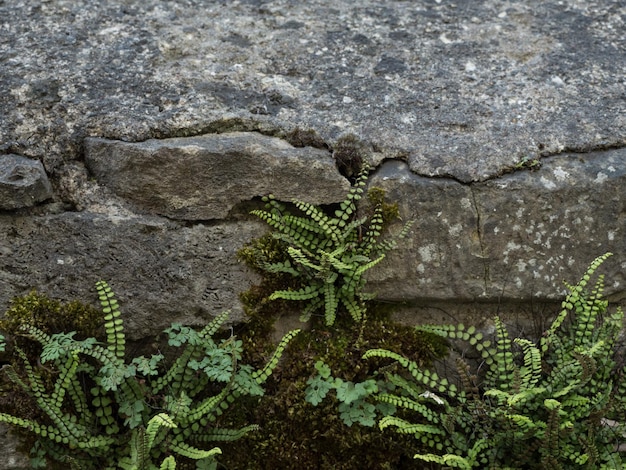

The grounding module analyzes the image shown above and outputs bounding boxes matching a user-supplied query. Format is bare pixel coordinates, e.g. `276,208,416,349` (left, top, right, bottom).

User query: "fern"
250,164,412,326
96,280,126,360
360,254,626,468
0,282,299,469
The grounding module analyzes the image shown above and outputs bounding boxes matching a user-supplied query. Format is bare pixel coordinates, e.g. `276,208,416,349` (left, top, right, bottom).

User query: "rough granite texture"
0,1,625,465
0,154,52,209
1,1,624,181
0,0,623,327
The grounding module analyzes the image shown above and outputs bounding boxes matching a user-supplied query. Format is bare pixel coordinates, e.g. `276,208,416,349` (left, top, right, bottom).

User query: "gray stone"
84,133,349,220
473,149,626,300
0,211,261,339
0,1,623,181
368,149,626,302
0,425,29,469
0,155,52,210
367,160,482,301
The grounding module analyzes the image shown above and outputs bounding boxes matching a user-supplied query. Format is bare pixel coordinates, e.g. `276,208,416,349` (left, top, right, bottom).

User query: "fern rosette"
250,165,412,326
363,254,626,469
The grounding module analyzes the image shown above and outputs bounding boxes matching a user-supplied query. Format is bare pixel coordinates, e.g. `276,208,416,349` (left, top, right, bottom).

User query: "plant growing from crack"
360,253,626,469
248,164,413,326
514,156,542,170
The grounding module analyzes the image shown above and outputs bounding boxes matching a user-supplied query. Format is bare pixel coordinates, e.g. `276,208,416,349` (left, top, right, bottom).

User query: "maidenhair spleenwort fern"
0,281,299,469
364,253,626,469
250,164,413,326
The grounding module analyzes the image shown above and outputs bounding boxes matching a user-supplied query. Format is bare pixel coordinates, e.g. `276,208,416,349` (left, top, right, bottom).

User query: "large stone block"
368,149,626,302
0,211,262,339
367,160,483,301
0,155,52,210
473,148,626,300
84,133,349,220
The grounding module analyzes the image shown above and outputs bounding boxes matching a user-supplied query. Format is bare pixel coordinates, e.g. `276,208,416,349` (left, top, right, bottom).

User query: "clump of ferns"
249,164,413,327
363,253,626,469
0,281,299,469
0,290,105,456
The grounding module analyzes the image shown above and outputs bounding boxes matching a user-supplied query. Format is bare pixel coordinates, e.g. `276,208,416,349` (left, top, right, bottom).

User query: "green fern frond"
354,253,385,277
146,413,177,450
343,295,365,323
360,254,626,469
185,389,230,424
324,282,339,326
485,317,515,391
376,393,444,421
379,415,445,436
159,456,176,470
195,425,260,442
514,338,542,391
269,285,320,302
542,253,613,354
170,441,221,460
299,296,324,323
412,452,473,469
259,259,301,277
96,280,126,360
50,350,80,412
252,329,300,384
249,164,410,327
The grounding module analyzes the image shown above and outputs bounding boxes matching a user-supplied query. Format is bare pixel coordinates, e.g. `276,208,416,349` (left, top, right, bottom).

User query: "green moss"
0,290,104,363
230,185,445,468
0,290,103,337
222,289,447,469
367,186,400,229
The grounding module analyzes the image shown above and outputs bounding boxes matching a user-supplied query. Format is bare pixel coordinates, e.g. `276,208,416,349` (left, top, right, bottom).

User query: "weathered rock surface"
369,148,626,302
0,1,623,180
0,0,625,465
0,155,52,210
0,425,28,469
84,133,349,220
0,211,262,338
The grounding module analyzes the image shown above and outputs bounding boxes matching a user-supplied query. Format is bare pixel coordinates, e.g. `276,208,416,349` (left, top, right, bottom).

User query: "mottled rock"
0,212,261,339
0,425,29,469
369,149,626,302
0,1,623,181
0,155,52,210
367,160,482,301
84,133,349,220
473,148,626,300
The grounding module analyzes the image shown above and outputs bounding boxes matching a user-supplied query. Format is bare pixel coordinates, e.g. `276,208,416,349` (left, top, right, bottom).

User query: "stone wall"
2,133,625,343
1,0,625,466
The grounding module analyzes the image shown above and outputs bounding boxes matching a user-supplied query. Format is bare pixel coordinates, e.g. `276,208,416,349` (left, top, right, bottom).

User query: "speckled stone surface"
1,0,624,181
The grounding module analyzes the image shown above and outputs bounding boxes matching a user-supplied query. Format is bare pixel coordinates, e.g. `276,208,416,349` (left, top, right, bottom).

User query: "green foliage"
218,305,447,469
0,281,299,469
305,360,394,427
0,290,104,366
249,165,413,326
0,290,106,458
514,156,542,171
363,253,626,469
0,290,103,339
